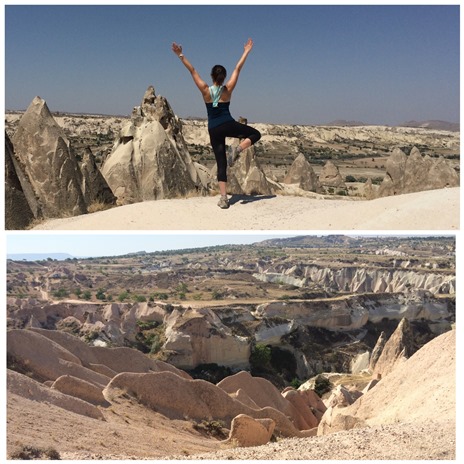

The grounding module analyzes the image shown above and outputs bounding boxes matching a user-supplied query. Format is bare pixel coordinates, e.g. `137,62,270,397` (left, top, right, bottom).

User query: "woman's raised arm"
225,38,254,93
172,42,209,98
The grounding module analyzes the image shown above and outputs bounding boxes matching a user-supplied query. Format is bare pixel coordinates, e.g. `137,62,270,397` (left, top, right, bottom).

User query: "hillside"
7,330,455,460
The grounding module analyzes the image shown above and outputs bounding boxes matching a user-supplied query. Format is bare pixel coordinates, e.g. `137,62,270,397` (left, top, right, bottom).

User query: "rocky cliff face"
254,264,455,295
4,132,35,230
7,287,454,379
101,86,206,204
164,307,250,370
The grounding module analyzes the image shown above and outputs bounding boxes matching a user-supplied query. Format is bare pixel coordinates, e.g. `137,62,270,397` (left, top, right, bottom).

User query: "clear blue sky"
4,3,460,125
5,233,296,258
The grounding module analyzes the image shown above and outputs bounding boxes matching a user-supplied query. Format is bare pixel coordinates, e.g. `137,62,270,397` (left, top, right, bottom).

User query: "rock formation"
218,371,324,432
101,86,206,204
79,147,117,208
104,370,309,438
163,307,250,370
51,374,109,406
4,132,35,229
371,318,415,378
11,96,87,218
317,329,455,435
7,370,104,420
363,178,376,200
225,414,275,447
377,146,459,197
318,160,346,192
283,153,322,192
220,144,277,196
369,331,387,372
7,288,454,380
254,264,456,295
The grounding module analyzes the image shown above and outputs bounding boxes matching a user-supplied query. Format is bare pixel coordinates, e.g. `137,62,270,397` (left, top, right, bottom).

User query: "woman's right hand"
172,42,183,56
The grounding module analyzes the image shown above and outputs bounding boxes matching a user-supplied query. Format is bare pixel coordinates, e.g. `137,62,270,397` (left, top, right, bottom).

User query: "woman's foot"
228,145,243,167
217,195,230,209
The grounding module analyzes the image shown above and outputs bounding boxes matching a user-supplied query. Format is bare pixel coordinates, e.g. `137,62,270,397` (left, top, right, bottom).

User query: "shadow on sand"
229,194,277,206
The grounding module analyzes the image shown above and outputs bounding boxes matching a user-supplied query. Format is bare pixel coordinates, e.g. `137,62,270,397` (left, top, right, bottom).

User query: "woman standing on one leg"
172,38,261,209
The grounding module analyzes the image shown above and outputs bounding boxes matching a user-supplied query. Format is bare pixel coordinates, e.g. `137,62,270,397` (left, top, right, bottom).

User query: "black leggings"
209,120,261,182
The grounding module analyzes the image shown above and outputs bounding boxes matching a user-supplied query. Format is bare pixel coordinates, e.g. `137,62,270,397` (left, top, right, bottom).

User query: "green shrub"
118,291,129,302
314,374,332,397
250,343,272,369
290,377,302,389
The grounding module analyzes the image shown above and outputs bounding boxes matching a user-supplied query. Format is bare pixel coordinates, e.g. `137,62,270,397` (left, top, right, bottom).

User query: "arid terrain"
6,235,456,459
5,111,459,187
5,100,460,230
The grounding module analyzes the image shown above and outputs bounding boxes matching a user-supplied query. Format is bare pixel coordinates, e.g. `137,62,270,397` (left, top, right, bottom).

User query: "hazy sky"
5,233,297,258
4,3,460,125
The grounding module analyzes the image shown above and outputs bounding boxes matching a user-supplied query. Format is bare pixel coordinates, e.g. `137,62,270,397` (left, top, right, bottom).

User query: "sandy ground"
32,187,460,230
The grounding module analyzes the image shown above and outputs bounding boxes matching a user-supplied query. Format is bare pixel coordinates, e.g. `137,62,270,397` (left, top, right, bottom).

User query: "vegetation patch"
192,420,229,440
9,444,61,460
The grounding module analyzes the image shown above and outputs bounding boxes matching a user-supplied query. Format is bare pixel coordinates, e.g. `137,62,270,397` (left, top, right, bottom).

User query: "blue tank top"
206,85,234,129
206,102,234,129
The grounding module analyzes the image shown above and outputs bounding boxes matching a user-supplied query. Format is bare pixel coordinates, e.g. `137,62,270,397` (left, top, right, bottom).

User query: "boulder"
11,96,87,218
326,384,359,408
317,405,365,435
283,153,322,192
4,132,35,229
101,85,205,204
225,414,275,447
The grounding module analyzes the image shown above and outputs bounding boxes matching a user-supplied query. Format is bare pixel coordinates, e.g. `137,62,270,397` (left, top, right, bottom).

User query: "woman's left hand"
172,42,183,56
244,38,253,52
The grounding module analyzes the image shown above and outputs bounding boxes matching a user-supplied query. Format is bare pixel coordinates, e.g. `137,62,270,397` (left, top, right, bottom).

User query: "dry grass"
87,201,115,214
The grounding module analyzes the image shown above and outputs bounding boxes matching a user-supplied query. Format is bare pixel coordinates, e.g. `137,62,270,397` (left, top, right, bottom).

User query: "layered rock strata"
254,264,456,295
